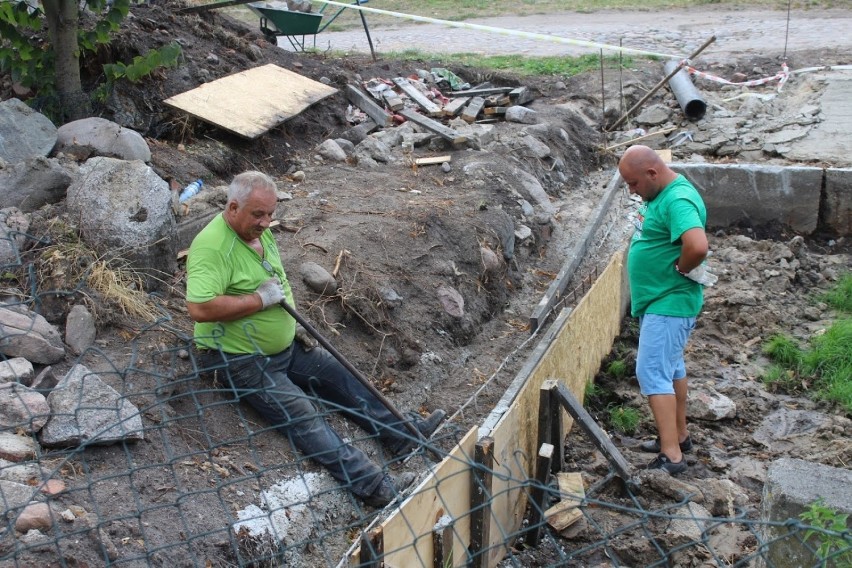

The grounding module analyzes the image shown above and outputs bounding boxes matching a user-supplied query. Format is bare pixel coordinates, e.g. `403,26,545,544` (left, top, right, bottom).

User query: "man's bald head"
618,145,677,201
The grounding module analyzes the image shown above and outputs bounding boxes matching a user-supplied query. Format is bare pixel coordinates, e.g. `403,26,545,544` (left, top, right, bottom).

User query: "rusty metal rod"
279,299,424,441
607,35,715,132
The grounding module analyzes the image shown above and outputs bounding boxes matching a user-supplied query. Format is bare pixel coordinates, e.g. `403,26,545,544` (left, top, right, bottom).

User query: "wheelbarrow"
248,0,376,60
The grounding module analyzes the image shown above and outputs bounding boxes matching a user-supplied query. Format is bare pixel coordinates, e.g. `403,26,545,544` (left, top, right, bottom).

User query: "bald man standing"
619,145,712,475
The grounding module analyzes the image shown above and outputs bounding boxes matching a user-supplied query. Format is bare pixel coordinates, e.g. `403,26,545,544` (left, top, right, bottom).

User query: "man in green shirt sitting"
186,171,445,506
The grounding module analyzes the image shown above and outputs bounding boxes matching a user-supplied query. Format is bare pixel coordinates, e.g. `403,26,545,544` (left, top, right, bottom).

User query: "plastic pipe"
664,59,707,121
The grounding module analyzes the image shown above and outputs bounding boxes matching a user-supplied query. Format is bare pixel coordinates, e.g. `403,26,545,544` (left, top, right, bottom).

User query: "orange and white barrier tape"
684,61,790,91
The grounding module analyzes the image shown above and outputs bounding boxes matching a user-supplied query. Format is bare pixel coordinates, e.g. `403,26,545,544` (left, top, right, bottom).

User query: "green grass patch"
762,319,852,414
385,50,630,77
818,273,852,313
800,499,852,567
607,404,640,434
607,359,628,379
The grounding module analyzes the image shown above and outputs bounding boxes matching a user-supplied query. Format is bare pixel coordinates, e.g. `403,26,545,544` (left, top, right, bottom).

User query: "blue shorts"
636,314,696,396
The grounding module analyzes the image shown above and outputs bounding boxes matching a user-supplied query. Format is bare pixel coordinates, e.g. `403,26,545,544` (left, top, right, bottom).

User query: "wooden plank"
470,437,494,568
461,97,485,124
442,96,470,117
448,87,513,98
527,443,554,546
432,512,453,568
162,64,337,139
415,155,451,166
555,382,633,482
399,109,468,146
545,472,585,532
483,107,507,116
382,89,404,111
393,77,442,115
346,84,392,127
549,380,564,474
358,527,383,567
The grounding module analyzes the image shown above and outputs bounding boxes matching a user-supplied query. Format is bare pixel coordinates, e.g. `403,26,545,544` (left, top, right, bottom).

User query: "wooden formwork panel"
348,249,627,567
485,249,627,566
349,426,478,567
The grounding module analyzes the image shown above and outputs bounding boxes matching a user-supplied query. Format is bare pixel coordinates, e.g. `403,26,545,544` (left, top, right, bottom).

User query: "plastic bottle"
178,179,203,203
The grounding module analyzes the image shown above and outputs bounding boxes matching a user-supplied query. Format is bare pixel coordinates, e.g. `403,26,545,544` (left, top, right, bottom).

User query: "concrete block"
760,457,852,568
824,168,852,236
673,163,823,234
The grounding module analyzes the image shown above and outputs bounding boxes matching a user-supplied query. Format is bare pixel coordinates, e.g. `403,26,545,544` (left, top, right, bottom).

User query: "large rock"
0,431,37,462
0,98,57,163
0,357,34,384
0,156,77,212
0,382,50,433
65,304,96,355
65,157,177,288
0,303,65,364
0,207,30,267
54,117,151,162
40,364,144,447
0,479,44,517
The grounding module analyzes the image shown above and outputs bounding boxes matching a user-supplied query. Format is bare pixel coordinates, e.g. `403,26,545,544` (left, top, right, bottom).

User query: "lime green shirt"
627,175,706,318
186,214,296,354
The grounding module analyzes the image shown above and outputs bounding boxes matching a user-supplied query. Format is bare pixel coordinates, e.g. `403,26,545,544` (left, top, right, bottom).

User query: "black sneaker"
647,453,687,475
361,472,416,508
388,409,447,457
639,435,693,454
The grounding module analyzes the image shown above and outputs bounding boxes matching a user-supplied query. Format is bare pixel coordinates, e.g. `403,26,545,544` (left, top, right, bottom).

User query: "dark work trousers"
199,342,410,498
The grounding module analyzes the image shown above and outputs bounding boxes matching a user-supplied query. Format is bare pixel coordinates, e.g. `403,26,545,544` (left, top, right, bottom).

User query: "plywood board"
349,426,478,567
162,64,337,139
485,249,627,566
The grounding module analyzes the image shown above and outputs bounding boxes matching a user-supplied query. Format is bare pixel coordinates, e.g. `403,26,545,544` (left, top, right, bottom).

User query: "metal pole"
606,35,715,132
279,300,423,441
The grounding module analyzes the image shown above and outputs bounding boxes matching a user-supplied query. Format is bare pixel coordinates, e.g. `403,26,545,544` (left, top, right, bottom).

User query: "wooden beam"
483,106,507,116
554,383,633,482
549,381,564,474
432,512,454,568
527,443,554,546
461,97,485,124
399,109,468,146
537,380,555,468
346,84,392,127
442,96,470,117
470,437,494,568
393,77,442,115
414,155,451,166
358,527,383,567
545,472,585,532
448,86,513,98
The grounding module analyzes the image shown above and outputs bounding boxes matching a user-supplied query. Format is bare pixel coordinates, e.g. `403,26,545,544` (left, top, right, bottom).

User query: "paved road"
293,6,851,63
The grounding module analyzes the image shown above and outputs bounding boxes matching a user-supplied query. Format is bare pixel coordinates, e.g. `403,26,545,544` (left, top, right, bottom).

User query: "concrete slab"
825,168,852,236
786,75,852,167
673,163,823,234
760,457,852,568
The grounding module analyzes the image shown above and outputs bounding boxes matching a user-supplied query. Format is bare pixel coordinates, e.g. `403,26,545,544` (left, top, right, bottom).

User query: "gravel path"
289,6,850,64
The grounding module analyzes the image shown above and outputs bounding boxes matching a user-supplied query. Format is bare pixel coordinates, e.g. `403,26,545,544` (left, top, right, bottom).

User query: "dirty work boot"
646,453,687,475
639,435,693,454
388,409,447,458
362,472,416,508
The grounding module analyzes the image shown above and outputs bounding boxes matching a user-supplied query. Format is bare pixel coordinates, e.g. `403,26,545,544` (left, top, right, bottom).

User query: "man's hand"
294,324,318,351
677,263,718,287
255,277,285,308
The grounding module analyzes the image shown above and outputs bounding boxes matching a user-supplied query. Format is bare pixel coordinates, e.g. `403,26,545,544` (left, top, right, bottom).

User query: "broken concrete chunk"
687,388,736,420
505,106,538,124
0,304,65,364
40,364,144,448
634,104,671,126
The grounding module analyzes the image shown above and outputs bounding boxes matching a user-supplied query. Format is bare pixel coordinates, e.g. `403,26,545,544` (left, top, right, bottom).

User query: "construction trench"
340,162,852,567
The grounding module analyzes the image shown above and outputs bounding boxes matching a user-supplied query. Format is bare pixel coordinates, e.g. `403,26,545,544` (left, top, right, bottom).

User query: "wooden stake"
527,443,554,546
470,437,494,568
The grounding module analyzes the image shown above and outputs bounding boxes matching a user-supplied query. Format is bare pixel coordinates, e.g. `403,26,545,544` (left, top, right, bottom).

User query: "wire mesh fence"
1,226,850,568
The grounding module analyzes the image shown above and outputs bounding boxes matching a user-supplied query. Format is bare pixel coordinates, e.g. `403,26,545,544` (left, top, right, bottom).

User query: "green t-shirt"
186,214,296,355
627,175,707,318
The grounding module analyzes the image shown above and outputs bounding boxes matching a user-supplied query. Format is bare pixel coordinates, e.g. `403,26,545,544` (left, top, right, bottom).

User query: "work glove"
255,277,285,309
294,324,318,351
676,262,718,287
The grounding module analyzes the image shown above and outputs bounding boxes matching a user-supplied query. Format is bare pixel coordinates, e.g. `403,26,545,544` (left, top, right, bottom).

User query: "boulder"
0,156,77,212
40,364,144,447
54,117,151,162
0,99,57,163
0,303,65,364
65,157,177,289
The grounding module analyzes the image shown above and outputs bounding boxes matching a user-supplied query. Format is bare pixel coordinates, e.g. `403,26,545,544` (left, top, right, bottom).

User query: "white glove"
255,277,285,308
677,262,718,287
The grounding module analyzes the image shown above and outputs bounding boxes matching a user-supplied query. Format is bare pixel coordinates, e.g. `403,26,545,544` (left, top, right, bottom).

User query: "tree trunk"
43,0,89,121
